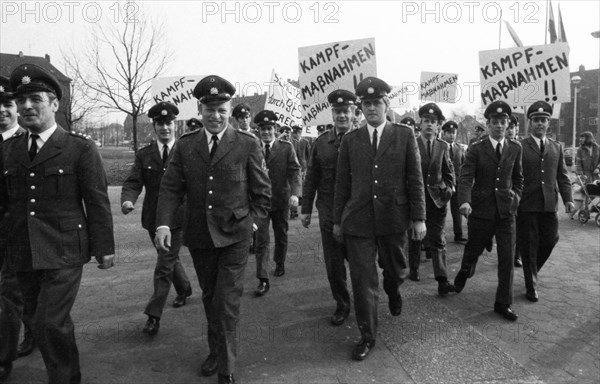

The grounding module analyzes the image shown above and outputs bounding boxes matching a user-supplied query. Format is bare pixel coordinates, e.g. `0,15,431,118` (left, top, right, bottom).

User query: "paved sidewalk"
6,188,599,383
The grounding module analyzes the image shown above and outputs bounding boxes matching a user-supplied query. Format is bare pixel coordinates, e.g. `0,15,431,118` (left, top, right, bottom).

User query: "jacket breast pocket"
4,167,24,196
59,218,88,265
44,165,75,196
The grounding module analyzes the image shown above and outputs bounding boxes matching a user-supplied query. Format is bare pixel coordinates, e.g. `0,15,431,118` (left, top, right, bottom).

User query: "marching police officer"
301,89,355,326
0,64,115,383
121,101,193,335
253,111,301,295
453,100,523,321
155,75,271,384
232,103,252,132
407,103,456,295
333,77,426,360
517,101,573,302
441,120,467,242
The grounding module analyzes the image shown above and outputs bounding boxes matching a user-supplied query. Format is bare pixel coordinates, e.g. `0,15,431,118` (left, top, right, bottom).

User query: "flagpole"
499,8,503,49
545,0,549,44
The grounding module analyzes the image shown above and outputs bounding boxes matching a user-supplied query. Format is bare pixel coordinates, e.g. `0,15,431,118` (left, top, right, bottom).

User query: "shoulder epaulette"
393,122,412,130
70,131,91,140
238,130,256,139
179,129,201,139
4,131,25,142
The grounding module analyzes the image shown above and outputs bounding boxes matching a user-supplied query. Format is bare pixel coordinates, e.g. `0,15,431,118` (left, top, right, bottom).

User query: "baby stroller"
574,174,600,227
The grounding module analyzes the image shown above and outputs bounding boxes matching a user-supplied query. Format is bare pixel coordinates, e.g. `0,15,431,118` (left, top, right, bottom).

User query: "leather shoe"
254,280,270,297
274,264,285,277
514,257,522,267
17,332,36,357
218,373,236,384
438,280,456,296
388,294,402,316
142,316,160,335
352,339,375,361
173,286,192,308
494,303,518,321
454,236,467,243
0,362,12,381
526,290,539,302
408,270,420,282
453,269,469,293
199,353,218,376
330,308,350,326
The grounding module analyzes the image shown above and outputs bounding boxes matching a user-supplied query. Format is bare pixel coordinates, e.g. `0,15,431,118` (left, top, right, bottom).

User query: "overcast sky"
2,0,599,121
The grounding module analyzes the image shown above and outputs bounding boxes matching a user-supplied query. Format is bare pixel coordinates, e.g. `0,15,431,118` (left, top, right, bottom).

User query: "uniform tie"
29,134,39,161
540,139,545,155
496,142,502,161
210,135,218,159
449,143,454,159
427,140,432,158
162,144,169,166
372,129,378,154
264,143,271,160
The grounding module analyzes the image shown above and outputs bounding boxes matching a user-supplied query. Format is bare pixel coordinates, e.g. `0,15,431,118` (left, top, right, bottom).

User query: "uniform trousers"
459,213,514,306
0,263,23,367
254,208,289,279
144,229,191,319
189,238,250,376
408,195,449,280
450,192,464,238
319,215,350,313
345,232,408,342
516,212,559,291
17,267,83,384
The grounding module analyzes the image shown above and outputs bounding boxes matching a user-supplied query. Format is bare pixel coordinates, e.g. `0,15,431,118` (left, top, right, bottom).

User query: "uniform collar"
30,123,57,144
156,138,175,153
489,136,505,149
1,125,20,141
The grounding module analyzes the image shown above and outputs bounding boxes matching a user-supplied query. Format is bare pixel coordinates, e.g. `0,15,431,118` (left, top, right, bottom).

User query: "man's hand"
121,201,134,215
155,227,171,252
300,213,311,228
565,201,575,214
333,224,344,243
411,220,426,241
95,254,114,270
459,202,472,218
289,195,299,207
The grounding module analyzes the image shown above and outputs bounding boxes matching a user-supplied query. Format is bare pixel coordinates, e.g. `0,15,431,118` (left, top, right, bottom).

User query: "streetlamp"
571,75,582,148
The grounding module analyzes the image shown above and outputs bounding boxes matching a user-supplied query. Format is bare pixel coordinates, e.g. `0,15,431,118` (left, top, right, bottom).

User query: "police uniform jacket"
0,126,26,267
292,137,311,172
334,122,426,237
417,137,455,207
458,138,523,220
156,126,271,249
0,126,115,271
448,142,466,179
121,140,184,231
302,128,342,220
263,139,302,211
519,136,572,212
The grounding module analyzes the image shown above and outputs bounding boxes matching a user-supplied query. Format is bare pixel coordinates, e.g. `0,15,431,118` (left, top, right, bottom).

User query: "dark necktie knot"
449,143,454,158
162,144,169,166
372,129,378,154
496,142,502,160
210,135,219,159
29,134,40,161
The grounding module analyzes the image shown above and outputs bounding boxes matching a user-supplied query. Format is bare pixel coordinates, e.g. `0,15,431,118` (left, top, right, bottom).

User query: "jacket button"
78,224,82,228
59,169,64,174
30,211,35,216
208,205,213,209
30,172,35,177
30,199,35,203
209,176,214,180
495,188,498,191
374,165,378,168
374,195,377,199
30,185,36,190
209,190,213,194
374,180,378,184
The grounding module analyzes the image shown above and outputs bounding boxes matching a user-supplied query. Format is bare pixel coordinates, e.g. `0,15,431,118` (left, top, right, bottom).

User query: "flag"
505,21,524,47
548,0,557,43
557,4,568,42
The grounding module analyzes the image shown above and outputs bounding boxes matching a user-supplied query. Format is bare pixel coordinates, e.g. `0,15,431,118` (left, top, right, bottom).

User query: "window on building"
589,117,598,126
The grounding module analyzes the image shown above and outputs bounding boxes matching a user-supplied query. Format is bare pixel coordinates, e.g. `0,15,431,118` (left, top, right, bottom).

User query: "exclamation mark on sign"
544,79,558,102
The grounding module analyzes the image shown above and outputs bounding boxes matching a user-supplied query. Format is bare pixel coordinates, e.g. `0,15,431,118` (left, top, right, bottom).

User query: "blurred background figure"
575,131,600,182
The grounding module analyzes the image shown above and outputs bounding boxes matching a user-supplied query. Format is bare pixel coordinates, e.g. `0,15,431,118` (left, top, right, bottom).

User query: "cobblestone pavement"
6,187,599,384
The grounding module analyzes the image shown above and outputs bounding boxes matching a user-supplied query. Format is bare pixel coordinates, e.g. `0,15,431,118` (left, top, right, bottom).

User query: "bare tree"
62,6,171,152
62,73,98,132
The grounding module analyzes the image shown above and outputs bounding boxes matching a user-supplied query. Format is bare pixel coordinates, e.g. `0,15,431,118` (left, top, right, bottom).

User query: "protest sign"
478,43,570,107
264,69,305,131
419,72,459,103
151,75,204,120
298,37,377,126
389,84,414,108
